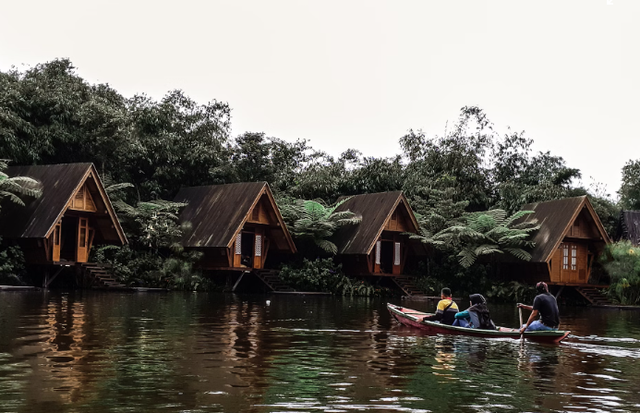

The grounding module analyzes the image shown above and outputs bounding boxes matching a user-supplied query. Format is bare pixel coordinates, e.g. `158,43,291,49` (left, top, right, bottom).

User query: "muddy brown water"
1,291,639,412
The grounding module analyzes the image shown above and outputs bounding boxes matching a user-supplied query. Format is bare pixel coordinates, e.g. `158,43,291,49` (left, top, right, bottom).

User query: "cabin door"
77,217,89,263
52,222,62,262
559,243,588,284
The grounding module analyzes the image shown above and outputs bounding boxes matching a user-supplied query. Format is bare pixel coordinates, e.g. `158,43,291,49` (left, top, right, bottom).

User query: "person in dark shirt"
518,281,560,333
424,288,459,325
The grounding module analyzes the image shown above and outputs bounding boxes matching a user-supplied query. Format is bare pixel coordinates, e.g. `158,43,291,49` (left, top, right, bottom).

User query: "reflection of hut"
615,210,640,246
0,163,126,286
175,182,296,277
332,192,427,294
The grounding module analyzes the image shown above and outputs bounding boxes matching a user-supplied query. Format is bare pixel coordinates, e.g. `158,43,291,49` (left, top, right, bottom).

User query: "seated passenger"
452,294,496,330
424,288,459,325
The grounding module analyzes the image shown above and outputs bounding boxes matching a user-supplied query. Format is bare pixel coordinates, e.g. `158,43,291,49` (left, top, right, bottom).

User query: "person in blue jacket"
452,294,496,330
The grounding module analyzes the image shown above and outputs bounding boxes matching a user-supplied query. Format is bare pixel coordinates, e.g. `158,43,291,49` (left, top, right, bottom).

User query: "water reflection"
0,292,640,412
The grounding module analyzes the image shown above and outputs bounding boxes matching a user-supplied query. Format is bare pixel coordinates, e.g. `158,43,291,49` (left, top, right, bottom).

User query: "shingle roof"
333,191,420,255
174,182,295,251
519,196,609,262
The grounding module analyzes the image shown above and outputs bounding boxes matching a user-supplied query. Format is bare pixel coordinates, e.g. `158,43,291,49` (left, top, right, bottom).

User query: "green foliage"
94,185,207,290
619,159,640,210
279,258,345,292
600,241,640,305
437,209,540,268
280,197,361,255
1,59,629,295
400,106,494,211
93,245,207,290
114,198,187,253
0,160,42,211
279,258,390,296
0,237,26,285
485,281,536,304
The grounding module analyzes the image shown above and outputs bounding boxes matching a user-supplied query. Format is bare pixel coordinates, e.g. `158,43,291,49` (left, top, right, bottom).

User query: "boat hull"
387,303,570,344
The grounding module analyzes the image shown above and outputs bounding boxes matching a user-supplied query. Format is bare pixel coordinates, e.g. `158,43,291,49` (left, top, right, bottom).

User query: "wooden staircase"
81,263,126,289
575,286,612,306
253,269,295,293
391,275,426,296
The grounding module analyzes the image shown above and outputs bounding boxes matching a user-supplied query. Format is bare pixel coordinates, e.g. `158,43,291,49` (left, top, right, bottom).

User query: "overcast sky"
1,0,637,198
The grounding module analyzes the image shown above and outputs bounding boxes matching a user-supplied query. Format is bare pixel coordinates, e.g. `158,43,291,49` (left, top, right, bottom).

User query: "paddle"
518,304,524,341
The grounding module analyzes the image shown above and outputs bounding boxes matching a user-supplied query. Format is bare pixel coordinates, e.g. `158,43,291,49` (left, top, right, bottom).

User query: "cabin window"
70,185,97,212
394,242,401,266
235,233,242,255
375,241,381,265
562,244,569,270
255,235,262,257
571,245,577,270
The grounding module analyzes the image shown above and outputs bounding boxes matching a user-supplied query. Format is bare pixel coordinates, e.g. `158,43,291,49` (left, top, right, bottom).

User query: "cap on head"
536,281,549,293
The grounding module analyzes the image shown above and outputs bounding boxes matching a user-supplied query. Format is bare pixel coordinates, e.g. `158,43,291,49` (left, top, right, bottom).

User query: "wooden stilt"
232,271,248,292
44,267,65,288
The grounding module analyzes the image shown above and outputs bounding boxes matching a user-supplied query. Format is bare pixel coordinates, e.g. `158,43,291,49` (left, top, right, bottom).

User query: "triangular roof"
519,196,610,263
617,210,640,246
333,191,420,255
0,163,126,243
174,182,296,252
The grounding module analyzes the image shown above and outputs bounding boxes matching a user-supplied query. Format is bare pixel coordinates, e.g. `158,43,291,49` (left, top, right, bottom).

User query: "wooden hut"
514,196,611,286
332,191,426,279
174,182,296,272
615,210,640,246
0,163,126,285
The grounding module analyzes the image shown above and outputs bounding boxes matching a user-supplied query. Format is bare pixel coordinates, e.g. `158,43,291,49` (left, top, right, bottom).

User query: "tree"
280,198,361,255
619,159,640,210
0,160,42,285
0,160,42,214
0,59,130,171
125,90,233,199
437,209,540,268
400,106,495,211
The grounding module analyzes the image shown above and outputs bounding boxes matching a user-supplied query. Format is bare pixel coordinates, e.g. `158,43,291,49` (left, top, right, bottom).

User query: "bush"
0,238,26,285
279,258,344,292
92,245,209,290
485,281,536,304
600,241,640,305
279,258,391,296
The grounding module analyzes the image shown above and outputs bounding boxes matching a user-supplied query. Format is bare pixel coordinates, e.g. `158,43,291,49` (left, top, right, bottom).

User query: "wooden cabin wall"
567,212,600,239
551,242,590,284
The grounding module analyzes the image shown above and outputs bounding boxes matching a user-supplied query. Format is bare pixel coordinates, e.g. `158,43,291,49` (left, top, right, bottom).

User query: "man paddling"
424,287,459,325
518,281,560,334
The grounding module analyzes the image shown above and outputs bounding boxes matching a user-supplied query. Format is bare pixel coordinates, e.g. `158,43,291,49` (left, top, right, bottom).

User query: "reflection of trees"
2,294,640,411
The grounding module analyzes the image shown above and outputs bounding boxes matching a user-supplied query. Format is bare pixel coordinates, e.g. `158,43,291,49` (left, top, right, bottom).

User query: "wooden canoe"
387,303,570,344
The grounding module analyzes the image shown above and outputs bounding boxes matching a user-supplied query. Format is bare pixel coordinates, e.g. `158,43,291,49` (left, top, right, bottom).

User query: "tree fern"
440,208,540,268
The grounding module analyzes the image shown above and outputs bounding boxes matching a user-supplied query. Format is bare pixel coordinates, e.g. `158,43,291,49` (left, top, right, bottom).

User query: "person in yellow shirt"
424,288,459,325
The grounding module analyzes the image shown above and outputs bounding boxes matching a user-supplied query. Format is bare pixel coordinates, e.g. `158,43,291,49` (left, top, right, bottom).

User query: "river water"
0,291,639,413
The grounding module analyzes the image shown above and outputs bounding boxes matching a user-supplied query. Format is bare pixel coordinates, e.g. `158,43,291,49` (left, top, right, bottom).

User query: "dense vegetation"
1,59,638,301
601,241,640,305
